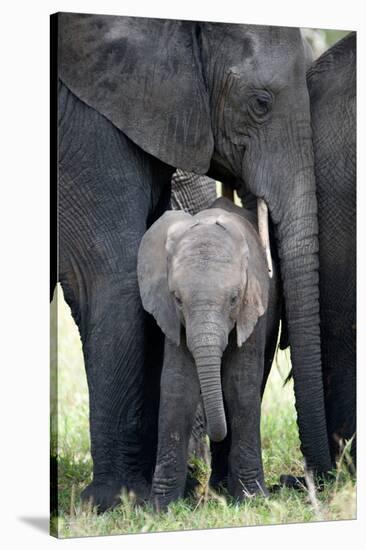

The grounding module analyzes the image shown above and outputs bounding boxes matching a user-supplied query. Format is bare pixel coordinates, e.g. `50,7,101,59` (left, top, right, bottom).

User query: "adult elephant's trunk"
193,345,227,442
242,115,332,474
275,170,331,472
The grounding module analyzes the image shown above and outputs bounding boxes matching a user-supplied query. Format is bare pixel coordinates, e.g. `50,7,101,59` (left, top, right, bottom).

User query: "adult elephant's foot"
269,475,307,494
279,474,307,490
81,477,150,513
278,472,332,491
81,480,123,513
270,471,334,494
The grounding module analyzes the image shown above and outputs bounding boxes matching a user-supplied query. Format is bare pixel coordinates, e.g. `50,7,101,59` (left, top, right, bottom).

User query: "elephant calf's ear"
137,211,192,346
225,213,270,348
237,276,267,347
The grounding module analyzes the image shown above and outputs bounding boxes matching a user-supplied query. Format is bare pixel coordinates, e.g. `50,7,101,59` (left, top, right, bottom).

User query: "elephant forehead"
172,247,240,270
173,225,240,264
207,23,303,84
171,244,243,285
207,22,300,55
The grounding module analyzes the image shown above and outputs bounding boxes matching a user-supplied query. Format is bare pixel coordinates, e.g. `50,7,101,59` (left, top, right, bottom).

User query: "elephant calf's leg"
151,338,200,511
185,400,210,496
222,329,268,500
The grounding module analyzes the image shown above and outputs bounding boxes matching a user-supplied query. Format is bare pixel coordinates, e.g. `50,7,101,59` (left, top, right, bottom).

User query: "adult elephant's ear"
137,211,193,345
58,13,214,174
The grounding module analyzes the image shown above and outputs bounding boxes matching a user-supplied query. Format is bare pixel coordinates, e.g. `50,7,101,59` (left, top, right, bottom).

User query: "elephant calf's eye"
230,293,239,308
174,293,183,308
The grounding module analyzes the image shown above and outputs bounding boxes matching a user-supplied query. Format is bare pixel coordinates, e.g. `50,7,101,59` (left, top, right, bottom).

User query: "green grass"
50,285,356,538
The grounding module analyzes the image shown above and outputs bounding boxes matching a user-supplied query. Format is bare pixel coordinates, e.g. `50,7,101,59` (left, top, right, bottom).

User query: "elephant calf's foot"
228,477,269,502
150,495,170,513
81,480,123,513
150,480,185,512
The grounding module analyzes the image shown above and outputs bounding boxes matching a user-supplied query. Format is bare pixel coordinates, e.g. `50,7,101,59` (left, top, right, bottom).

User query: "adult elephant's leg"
317,174,356,467
321,304,356,466
58,82,174,511
308,38,357,468
222,326,268,500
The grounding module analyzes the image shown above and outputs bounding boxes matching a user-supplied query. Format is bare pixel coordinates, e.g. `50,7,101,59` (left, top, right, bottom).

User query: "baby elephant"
138,198,278,510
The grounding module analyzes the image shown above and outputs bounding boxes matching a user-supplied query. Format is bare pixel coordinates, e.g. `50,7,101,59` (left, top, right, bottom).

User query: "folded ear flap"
226,215,269,348
58,13,213,174
137,211,193,345
237,269,268,347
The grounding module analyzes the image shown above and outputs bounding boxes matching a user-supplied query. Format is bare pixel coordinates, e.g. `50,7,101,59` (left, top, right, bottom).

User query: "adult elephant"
307,33,356,467
55,13,331,510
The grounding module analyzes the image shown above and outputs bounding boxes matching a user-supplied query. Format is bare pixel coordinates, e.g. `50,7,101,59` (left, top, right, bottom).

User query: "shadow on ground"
18,517,49,535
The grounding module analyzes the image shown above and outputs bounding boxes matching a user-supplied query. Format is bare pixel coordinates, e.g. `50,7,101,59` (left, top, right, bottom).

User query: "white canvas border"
0,0,363,548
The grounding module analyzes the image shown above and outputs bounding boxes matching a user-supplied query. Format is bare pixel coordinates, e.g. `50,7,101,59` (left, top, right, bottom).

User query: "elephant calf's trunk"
193,346,227,442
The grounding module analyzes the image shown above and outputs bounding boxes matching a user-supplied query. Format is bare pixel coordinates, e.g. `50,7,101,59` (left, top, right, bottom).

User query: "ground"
50,285,356,539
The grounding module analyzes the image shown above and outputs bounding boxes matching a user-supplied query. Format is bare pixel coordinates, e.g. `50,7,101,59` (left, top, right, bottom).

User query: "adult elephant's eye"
249,91,273,119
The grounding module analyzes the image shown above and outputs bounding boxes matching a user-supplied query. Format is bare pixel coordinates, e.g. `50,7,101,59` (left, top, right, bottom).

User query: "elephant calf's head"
137,208,269,441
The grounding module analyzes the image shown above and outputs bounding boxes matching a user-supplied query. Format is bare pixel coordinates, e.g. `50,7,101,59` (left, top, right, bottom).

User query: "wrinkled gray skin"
307,33,356,467
56,14,331,511
138,198,280,509
171,169,218,214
